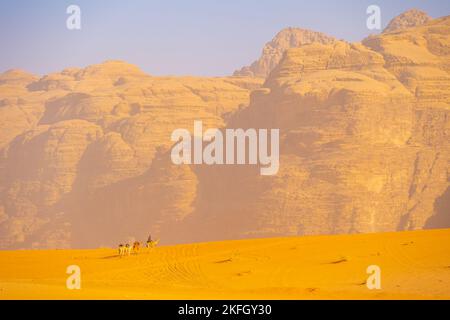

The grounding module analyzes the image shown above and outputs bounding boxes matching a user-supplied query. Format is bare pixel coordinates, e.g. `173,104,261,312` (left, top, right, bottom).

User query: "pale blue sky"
0,0,449,76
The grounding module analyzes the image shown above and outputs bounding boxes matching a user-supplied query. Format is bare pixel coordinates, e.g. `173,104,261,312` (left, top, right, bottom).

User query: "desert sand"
1,229,449,300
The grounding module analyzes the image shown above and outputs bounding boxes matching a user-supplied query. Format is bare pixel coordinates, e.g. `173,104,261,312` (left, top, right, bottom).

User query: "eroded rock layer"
0,12,448,249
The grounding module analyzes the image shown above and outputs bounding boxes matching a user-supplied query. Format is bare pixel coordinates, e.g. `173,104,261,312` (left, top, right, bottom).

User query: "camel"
132,241,141,254
146,239,159,249
118,244,125,256
118,239,157,258
125,243,131,255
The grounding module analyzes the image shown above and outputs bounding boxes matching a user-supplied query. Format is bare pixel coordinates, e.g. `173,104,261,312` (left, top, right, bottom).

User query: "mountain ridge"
0,10,448,249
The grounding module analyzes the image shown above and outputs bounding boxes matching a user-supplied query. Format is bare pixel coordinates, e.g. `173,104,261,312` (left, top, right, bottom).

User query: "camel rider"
147,234,153,247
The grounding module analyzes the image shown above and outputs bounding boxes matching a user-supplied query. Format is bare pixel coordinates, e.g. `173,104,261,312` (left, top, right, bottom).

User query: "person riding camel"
147,234,157,248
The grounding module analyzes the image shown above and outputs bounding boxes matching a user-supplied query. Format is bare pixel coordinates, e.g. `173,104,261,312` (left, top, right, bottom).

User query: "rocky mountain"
383,9,432,33
0,61,262,248
214,13,449,239
0,11,448,249
233,28,335,77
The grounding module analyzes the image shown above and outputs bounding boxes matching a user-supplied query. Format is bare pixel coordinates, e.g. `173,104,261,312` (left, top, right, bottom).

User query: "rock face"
233,28,335,77
205,36,448,239
0,11,449,249
383,9,432,33
0,61,262,248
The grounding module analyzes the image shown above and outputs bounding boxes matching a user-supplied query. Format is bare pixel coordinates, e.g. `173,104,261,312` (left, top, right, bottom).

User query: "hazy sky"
0,0,449,76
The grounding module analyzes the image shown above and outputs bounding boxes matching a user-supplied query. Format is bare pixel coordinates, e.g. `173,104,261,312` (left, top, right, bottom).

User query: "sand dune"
0,229,449,299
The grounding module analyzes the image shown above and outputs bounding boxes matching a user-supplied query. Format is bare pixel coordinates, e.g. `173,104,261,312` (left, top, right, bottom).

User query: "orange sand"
1,229,449,300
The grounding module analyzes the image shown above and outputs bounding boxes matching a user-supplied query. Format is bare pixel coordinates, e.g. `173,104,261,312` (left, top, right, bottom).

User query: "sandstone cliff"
233,28,335,77
181,13,449,242
383,9,432,33
0,61,262,248
0,12,448,249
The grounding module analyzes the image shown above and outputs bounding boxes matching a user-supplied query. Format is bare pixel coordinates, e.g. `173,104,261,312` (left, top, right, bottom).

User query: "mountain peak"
77,60,147,79
233,27,335,77
383,9,432,33
0,69,37,85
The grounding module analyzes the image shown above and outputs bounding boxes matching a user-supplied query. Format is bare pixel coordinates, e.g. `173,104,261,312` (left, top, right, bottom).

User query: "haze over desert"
0,9,448,250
